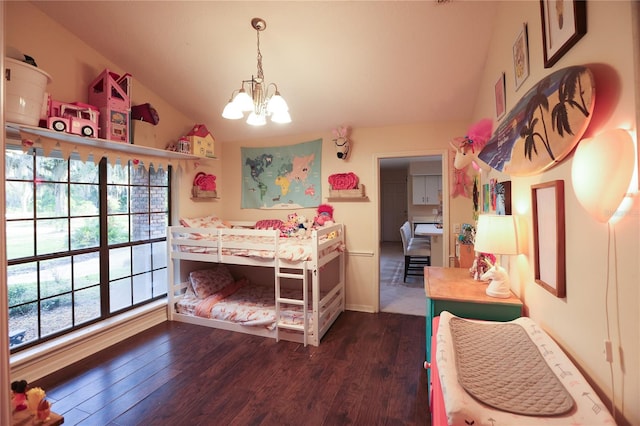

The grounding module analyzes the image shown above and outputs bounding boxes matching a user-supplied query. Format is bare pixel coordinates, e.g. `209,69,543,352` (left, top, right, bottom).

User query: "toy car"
47,99,99,137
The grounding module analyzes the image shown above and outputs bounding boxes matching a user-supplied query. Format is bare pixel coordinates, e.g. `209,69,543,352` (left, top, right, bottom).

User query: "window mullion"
99,158,110,316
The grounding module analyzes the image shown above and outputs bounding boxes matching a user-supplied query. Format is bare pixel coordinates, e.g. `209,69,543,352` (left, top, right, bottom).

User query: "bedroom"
1,1,639,425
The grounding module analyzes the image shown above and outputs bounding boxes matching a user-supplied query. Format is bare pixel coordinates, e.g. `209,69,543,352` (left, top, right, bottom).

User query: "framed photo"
494,73,506,120
512,23,530,90
531,180,566,297
495,180,511,215
483,183,490,212
540,0,587,68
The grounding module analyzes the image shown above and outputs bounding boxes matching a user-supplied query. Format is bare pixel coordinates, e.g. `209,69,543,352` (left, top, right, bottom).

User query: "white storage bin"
5,57,52,125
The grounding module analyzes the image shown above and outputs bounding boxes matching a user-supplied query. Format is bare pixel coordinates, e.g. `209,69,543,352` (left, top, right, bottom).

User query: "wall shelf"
5,122,216,164
327,197,369,202
327,184,367,201
191,197,219,202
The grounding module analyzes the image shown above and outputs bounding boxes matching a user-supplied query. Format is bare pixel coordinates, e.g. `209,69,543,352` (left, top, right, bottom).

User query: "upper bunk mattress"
176,231,343,262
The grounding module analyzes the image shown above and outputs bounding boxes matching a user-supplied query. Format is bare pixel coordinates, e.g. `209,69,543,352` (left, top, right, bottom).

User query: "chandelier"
222,17,291,126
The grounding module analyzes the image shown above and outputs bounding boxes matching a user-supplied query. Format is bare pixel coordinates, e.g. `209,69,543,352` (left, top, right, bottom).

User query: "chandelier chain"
256,29,264,81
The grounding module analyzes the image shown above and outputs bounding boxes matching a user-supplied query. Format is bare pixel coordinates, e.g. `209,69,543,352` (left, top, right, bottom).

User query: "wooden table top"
12,409,64,426
414,224,443,236
424,267,522,306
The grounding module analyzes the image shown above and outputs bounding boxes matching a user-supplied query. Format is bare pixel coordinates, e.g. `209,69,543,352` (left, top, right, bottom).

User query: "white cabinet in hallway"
412,175,441,205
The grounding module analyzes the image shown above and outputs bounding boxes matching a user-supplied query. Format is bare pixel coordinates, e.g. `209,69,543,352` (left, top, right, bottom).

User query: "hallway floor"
379,241,425,317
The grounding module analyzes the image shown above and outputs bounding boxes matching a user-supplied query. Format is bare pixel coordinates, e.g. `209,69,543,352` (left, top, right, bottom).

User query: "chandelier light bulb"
247,111,266,126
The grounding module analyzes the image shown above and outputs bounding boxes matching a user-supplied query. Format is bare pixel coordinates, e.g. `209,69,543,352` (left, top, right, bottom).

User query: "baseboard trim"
346,303,375,313
10,300,168,382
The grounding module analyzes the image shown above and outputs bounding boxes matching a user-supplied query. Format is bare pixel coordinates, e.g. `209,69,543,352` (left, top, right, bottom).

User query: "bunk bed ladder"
275,261,309,346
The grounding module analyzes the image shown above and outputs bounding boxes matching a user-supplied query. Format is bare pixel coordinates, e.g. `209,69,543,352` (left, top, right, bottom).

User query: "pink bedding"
176,281,329,330
178,233,343,262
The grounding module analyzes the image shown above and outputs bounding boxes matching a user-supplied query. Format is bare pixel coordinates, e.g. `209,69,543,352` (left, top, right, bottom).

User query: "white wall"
471,2,639,424
218,123,470,312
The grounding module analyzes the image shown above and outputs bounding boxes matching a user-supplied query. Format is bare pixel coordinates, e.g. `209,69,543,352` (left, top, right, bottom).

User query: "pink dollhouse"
88,69,131,142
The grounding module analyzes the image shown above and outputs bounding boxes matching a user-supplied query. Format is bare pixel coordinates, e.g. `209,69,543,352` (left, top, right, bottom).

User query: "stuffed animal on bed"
280,212,301,237
314,204,334,227
294,214,313,237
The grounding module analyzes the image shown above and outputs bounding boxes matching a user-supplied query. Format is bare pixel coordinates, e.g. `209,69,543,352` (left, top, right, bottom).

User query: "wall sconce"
474,214,518,298
571,129,635,223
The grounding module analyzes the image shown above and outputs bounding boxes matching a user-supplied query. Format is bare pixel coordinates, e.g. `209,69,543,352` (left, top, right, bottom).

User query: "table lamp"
474,214,518,298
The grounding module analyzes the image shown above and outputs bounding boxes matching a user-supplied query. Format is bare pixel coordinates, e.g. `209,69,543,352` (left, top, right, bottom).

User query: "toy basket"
5,58,52,125
191,187,217,198
191,172,217,198
328,184,365,198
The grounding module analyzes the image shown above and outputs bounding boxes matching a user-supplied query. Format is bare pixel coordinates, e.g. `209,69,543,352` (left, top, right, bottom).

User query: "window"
6,148,170,351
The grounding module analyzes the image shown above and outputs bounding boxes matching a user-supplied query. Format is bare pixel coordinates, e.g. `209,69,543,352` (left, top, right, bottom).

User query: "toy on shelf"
46,97,99,137
11,380,28,411
88,69,132,142
192,172,217,198
131,103,159,125
185,124,215,158
328,172,365,198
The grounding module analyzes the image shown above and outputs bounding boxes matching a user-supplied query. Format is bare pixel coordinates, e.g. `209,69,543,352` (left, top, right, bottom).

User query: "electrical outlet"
453,223,460,234
432,208,439,215
604,340,613,363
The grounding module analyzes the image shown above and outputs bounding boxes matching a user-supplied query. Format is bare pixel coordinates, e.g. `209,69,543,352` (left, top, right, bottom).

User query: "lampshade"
221,100,243,120
571,129,635,223
266,93,289,114
246,111,267,126
271,110,292,124
474,214,518,255
474,214,518,299
233,89,254,112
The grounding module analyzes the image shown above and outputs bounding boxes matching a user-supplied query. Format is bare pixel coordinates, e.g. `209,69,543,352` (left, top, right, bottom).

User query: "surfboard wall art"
478,66,595,176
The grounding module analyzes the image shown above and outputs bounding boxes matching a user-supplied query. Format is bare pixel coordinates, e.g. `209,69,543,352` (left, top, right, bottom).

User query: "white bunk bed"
167,220,345,347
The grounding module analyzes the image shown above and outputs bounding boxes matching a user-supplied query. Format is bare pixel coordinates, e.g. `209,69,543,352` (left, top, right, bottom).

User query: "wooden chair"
399,221,431,282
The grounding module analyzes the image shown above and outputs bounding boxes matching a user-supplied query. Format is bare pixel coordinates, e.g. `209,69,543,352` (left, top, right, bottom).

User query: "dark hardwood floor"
32,311,430,425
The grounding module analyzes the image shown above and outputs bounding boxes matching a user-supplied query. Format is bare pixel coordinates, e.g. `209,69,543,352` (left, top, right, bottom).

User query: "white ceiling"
31,1,498,143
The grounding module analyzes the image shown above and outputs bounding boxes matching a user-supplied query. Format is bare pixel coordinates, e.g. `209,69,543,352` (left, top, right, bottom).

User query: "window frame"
6,148,171,352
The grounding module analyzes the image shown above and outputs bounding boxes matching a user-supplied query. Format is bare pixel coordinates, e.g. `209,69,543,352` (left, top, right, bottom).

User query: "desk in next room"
424,267,522,393
414,224,443,267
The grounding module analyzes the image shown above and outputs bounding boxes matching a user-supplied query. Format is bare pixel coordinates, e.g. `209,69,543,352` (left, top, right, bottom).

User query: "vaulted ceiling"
31,1,498,143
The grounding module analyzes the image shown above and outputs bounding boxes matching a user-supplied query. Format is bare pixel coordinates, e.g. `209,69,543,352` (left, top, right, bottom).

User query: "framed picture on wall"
495,73,506,120
513,23,530,90
540,0,587,68
495,180,512,215
483,183,490,212
532,180,566,297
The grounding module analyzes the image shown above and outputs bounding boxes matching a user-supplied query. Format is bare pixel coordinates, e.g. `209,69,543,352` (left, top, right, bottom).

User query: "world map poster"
241,139,322,209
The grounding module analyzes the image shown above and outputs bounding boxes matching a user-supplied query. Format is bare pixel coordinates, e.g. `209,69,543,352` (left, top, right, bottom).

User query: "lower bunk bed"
430,311,616,426
167,219,345,347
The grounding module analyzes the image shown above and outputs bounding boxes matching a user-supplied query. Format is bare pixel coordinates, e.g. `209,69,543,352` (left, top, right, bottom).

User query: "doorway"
377,152,448,315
